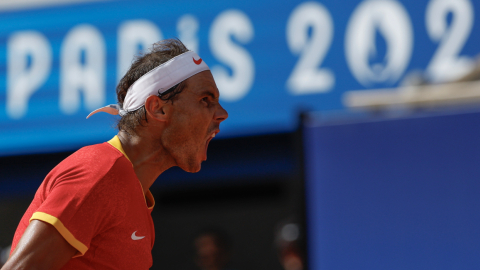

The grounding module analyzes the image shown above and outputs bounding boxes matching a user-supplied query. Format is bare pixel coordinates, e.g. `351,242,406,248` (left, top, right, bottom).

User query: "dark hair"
116,38,189,134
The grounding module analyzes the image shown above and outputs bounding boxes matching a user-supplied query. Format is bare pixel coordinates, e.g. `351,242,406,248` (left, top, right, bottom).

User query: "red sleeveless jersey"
10,136,155,269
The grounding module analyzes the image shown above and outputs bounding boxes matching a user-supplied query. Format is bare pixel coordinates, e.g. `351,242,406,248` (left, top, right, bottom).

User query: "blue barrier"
303,110,480,269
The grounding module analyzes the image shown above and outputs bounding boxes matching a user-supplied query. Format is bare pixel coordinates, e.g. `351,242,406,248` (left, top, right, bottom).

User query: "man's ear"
145,95,170,122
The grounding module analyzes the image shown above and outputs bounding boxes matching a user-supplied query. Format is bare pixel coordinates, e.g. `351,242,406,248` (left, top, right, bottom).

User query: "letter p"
7,31,52,119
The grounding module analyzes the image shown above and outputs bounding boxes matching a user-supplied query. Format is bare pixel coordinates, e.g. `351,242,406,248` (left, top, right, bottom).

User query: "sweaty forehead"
185,71,219,97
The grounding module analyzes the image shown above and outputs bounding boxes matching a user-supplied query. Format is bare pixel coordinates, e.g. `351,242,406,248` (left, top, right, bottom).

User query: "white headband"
87,51,209,118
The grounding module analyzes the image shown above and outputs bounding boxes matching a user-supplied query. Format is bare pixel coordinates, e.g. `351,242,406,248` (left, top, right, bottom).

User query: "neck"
117,130,174,193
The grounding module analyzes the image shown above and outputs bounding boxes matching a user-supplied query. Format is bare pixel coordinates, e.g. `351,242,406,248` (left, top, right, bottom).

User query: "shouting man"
2,39,228,270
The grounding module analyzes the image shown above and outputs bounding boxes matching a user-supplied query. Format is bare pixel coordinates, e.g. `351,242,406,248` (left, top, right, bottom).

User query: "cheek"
167,106,212,142
181,116,206,139
165,114,204,148
180,110,211,134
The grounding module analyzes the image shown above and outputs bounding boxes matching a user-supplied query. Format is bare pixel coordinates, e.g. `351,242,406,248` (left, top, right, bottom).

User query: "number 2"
426,0,474,83
286,1,335,95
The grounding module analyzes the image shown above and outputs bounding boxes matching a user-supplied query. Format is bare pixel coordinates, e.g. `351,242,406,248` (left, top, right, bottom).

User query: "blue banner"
1,0,479,155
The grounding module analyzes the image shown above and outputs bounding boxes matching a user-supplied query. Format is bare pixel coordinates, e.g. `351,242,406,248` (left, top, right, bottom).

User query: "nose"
214,103,228,123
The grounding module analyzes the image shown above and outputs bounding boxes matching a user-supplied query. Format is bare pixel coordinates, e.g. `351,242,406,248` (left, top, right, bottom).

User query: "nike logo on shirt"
131,231,145,240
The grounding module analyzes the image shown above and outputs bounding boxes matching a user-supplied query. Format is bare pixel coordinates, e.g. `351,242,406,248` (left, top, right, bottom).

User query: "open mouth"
203,131,217,161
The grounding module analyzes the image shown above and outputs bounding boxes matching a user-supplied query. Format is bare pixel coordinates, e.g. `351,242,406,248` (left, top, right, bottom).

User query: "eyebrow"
200,90,218,100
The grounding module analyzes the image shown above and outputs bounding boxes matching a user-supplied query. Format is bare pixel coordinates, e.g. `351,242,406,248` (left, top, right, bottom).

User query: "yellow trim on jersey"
145,190,155,209
108,135,155,209
108,135,131,162
30,212,88,257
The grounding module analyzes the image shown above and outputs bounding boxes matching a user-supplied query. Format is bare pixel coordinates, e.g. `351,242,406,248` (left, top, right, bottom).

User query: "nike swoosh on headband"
193,57,202,65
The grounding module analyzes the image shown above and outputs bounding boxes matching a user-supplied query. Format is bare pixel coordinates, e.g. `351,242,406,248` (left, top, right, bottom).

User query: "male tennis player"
2,39,228,270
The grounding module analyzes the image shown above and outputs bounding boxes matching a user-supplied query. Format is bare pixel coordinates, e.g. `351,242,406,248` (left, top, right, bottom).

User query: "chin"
183,166,201,173
185,166,201,173
179,160,202,173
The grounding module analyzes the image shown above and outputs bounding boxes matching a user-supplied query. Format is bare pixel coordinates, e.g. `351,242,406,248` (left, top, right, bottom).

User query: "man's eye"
202,97,209,104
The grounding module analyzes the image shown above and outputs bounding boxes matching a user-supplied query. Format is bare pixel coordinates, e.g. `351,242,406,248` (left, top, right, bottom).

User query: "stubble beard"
164,135,202,173
176,144,201,173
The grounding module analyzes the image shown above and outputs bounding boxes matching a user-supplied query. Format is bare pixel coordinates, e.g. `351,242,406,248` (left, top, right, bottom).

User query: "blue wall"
303,110,480,269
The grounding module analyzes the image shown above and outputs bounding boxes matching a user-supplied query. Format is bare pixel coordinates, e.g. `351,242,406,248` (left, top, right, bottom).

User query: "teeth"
211,133,216,138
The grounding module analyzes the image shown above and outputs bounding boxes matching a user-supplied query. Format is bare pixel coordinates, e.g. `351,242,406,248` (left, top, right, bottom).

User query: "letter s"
209,10,254,102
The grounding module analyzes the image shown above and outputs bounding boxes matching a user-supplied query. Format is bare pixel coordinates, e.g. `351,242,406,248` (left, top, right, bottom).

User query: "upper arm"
2,220,77,270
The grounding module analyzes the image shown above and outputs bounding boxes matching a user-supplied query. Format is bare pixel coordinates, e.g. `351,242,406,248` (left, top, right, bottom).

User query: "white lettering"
7,31,52,119
345,0,413,87
177,14,199,53
209,10,255,102
426,0,474,83
60,24,106,115
286,1,335,94
117,20,162,82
